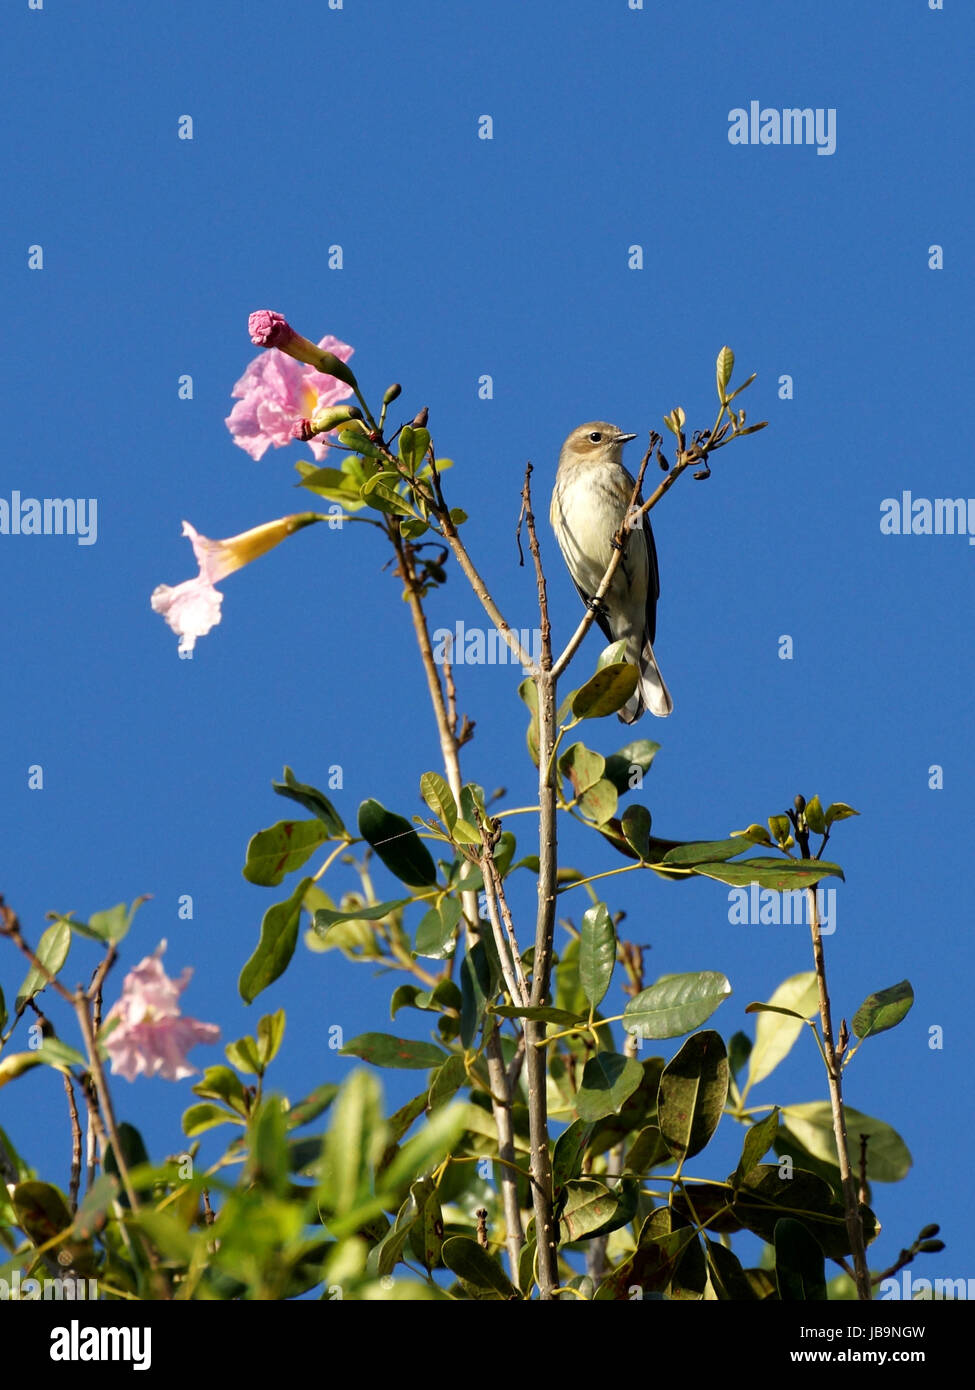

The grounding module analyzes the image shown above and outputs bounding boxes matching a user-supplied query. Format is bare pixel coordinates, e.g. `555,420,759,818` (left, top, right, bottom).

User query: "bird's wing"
635,493,661,644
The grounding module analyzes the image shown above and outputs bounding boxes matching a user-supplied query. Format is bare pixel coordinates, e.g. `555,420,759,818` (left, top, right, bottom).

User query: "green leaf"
238,875,313,1004
852,980,914,1040
578,779,619,825
623,971,731,1040
705,1238,758,1300
579,903,616,1009
734,1108,780,1185
572,663,639,720
428,1054,467,1110
558,742,605,796
243,819,327,887
182,1102,244,1136
272,766,347,837
225,1035,262,1075
390,984,422,1019
620,804,652,859
642,1209,707,1300
361,471,414,517
603,740,660,794
716,345,735,401
287,1083,339,1129
400,426,431,472
691,858,844,891
16,920,71,1011
32,1038,86,1070
369,1193,421,1280
442,1236,516,1299
825,802,859,827
552,1119,594,1190
69,899,143,944
803,795,827,835
575,1052,644,1122
12,1181,74,1254
103,1122,149,1198
72,1174,119,1241
416,980,463,1015
382,1103,468,1192
459,942,496,1049
322,1070,387,1220
337,427,382,458
624,1125,670,1175
745,972,819,1090
745,1003,810,1021
661,838,752,866
779,1102,912,1183
733,1165,877,1260
314,898,410,935
400,517,429,539
594,1219,697,1299
560,1176,639,1242
596,639,628,669
658,1031,729,1161
192,1065,249,1115
339,1033,448,1070
414,896,462,959
517,675,540,752
254,1010,285,1068
0,1052,42,1088
775,1218,827,1301
420,772,457,833
734,823,774,847
728,1031,752,1081
296,464,367,510
358,799,438,888
408,1182,445,1272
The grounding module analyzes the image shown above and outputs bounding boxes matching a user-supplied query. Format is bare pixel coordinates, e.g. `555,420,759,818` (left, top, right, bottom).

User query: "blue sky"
2,0,971,1288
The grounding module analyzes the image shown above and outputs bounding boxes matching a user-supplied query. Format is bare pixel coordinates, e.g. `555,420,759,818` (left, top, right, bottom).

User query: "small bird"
550,421,673,721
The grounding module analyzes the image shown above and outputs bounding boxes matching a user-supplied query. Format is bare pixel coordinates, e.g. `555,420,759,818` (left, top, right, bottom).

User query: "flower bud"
248,309,359,388
383,383,402,405
309,404,363,434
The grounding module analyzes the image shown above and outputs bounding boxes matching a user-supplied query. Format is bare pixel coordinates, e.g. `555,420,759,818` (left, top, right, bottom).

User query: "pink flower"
103,941,219,1082
226,332,355,462
151,512,323,654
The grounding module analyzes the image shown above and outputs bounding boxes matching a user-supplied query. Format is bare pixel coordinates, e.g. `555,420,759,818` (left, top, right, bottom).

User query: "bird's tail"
620,636,673,723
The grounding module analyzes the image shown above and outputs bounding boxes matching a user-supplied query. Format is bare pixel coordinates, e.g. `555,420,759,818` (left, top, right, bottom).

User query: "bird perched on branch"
550,421,673,722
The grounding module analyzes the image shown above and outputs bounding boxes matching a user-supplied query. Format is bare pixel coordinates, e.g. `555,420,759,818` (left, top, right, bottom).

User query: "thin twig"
805,883,871,1299
389,519,526,1280
0,901,76,1004
73,993,140,1214
521,463,560,1299
858,1133,870,1207
63,1074,83,1214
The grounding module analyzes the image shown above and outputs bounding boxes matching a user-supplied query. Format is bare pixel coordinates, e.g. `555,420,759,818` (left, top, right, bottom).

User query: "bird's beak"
614,432,637,445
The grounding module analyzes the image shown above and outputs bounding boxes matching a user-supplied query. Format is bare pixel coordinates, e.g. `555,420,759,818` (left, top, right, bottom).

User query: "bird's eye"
588,431,602,443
